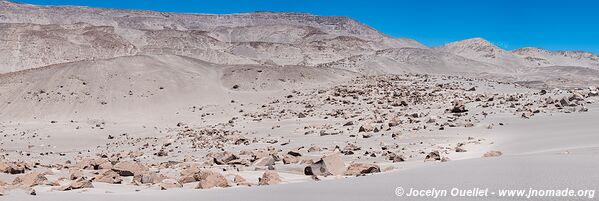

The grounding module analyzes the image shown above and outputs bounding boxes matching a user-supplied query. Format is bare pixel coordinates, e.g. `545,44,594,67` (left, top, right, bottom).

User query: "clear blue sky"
15,0,599,53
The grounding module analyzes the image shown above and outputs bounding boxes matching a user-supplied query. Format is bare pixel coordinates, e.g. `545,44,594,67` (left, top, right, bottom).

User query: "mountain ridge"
1,1,598,88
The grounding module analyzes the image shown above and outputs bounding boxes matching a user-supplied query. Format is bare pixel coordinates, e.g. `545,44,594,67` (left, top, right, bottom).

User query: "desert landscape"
0,1,598,200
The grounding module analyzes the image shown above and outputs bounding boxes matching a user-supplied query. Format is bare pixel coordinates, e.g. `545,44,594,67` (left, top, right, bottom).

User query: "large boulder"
59,178,93,191
181,168,230,189
425,151,441,161
210,151,239,165
69,169,84,180
179,166,201,184
112,161,148,176
94,169,123,184
196,171,229,189
13,172,48,187
133,171,167,185
345,163,381,176
282,155,302,164
233,175,247,183
252,156,275,167
450,99,468,113
258,170,282,185
159,179,182,190
304,153,345,176
0,161,27,174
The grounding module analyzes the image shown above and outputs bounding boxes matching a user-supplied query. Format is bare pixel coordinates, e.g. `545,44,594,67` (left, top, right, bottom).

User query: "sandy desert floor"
0,72,598,201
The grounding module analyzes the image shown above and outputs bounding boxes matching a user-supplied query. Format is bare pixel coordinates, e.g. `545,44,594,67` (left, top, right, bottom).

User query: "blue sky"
15,0,599,53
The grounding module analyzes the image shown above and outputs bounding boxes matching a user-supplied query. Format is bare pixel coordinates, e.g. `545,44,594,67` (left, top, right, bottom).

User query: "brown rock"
112,161,148,176
159,179,182,190
258,170,282,185
252,156,275,167
212,151,239,165
97,161,113,170
181,168,229,187
233,175,247,183
178,166,203,184
69,169,83,180
0,161,27,174
345,163,381,176
60,178,93,191
196,172,229,189
94,170,123,184
282,155,302,164
13,172,48,187
304,152,345,176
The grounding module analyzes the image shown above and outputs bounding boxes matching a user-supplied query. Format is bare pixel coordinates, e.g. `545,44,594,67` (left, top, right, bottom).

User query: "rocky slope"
0,1,425,73
1,1,599,88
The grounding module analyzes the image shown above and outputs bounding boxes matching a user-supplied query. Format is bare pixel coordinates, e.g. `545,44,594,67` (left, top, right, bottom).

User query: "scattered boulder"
13,172,48,187
94,170,123,184
212,151,239,165
287,151,302,157
424,151,441,161
450,99,468,113
196,171,229,189
304,153,345,176
358,124,374,132
233,175,247,183
345,163,381,176
69,169,83,180
179,166,202,184
258,170,282,185
307,146,322,152
74,158,111,170
59,178,93,191
483,150,503,157
559,97,569,107
133,171,167,185
455,146,467,152
387,153,405,163
112,161,148,176
159,179,182,190
252,156,275,167
0,161,27,174
282,155,302,164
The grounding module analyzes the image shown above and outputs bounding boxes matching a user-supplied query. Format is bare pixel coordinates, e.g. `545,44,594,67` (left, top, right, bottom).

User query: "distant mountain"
1,0,598,88
512,47,599,68
436,38,599,70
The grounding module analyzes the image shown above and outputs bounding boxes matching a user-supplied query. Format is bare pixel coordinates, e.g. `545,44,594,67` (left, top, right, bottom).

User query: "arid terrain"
0,1,598,201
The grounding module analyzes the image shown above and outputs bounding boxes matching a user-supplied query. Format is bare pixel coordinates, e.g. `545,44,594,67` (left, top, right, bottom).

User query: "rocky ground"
1,73,596,197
